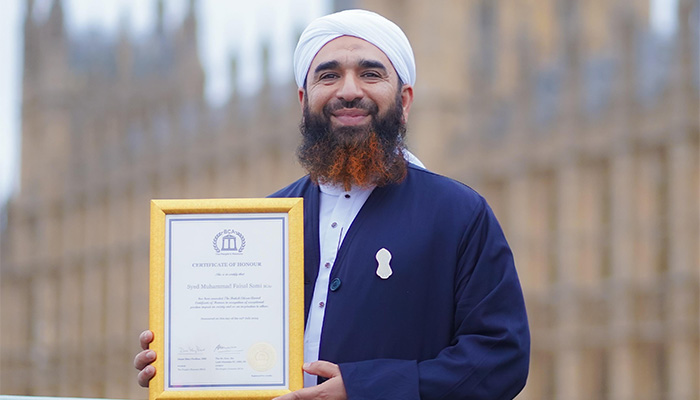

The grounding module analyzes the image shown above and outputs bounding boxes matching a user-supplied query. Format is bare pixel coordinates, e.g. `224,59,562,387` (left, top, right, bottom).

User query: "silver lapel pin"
375,248,393,279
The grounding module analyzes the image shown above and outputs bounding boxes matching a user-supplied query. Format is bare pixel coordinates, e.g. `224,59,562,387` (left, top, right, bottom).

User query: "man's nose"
336,75,363,102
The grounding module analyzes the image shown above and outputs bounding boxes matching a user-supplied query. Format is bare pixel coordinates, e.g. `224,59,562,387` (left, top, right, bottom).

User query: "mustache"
323,98,379,115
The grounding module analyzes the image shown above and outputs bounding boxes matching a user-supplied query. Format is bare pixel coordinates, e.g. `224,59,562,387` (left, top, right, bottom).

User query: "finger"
140,330,154,350
137,365,156,388
134,349,157,370
303,360,341,378
273,386,316,400
273,375,346,400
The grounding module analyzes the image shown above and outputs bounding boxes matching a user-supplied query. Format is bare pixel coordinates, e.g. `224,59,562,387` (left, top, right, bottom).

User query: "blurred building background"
1,0,698,399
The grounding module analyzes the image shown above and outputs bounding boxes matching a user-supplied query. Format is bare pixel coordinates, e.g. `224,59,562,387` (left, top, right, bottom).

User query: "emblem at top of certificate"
213,229,246,255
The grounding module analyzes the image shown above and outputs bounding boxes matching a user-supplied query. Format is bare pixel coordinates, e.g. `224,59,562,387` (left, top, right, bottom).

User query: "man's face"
296,36,414,189
299,36,413,128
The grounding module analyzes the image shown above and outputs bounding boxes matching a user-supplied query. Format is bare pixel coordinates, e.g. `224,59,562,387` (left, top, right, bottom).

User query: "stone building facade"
0,1,305,398
1,0,698,399
361,1,699,399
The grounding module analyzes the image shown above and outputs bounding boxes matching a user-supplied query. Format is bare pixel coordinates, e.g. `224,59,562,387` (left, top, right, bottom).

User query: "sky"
0,0,681,208
0,0,22,208
0,0,330,207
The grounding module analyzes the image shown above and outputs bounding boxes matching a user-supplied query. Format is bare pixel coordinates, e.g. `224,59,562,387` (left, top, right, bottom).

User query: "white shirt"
302,150,424,387
303,182,374,387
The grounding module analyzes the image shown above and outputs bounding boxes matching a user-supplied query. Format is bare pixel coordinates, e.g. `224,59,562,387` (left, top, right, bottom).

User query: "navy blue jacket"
271,164,529,399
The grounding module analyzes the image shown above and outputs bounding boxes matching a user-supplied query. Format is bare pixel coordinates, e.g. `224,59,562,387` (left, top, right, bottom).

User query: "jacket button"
330,278,341,291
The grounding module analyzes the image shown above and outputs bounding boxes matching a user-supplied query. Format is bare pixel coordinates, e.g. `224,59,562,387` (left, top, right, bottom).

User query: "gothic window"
583,57,616,118
477,0,498,85
534,65,562,127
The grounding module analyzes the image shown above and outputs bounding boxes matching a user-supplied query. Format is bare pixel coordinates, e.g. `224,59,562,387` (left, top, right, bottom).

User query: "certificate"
149,198,304,400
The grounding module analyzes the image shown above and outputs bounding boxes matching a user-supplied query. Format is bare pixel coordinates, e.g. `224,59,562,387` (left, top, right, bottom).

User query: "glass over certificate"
149,198,304,400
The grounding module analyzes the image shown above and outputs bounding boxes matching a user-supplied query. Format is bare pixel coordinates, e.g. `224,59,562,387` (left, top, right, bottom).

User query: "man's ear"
298,88,306,111
400,84,414,123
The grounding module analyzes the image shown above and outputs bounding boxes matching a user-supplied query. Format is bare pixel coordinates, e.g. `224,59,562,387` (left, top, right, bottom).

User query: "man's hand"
133,330,157,387
273,361,347,400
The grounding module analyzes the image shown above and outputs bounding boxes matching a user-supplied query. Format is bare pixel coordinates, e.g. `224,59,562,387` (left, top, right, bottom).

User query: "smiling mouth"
331,109,370,126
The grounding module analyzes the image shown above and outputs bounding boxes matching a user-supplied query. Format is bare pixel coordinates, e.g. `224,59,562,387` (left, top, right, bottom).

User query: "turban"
293,9,416,88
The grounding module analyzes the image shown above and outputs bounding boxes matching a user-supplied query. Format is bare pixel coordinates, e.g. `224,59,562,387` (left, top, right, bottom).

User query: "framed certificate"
149,198,304,400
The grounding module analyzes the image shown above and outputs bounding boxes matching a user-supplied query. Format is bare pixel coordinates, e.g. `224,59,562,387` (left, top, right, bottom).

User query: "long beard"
297,94,408,190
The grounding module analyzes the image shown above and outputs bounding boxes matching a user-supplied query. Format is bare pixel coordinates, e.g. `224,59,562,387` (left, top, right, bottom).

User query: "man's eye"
362,71,381,78
320,73,339,80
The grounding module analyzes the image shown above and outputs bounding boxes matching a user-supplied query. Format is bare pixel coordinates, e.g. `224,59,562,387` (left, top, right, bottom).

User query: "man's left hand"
273,361,347,400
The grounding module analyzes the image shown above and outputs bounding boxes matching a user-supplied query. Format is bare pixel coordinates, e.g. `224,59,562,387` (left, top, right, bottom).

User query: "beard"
297,92,408,191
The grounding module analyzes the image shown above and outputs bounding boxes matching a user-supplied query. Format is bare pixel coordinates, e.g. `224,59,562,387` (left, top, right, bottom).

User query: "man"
135,9,529,399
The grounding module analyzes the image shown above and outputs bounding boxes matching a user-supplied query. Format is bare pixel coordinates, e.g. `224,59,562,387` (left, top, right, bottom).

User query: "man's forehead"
309,36,394,70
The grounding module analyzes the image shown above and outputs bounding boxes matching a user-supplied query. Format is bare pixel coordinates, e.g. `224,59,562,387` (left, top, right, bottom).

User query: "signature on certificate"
213,344,239,354
178,345,205,355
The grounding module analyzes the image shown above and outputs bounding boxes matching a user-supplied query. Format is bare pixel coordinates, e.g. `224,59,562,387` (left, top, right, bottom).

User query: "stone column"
554,163,582,400
608,148,635,400
80,255,106,395
32,272,59,394
667,138,699,399
57,261,82,395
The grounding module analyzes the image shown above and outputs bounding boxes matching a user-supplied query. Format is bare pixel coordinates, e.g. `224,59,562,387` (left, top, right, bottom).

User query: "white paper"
164,213,289,390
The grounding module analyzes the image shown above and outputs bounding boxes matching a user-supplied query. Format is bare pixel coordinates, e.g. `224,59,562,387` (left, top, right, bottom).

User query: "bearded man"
135,9,530,400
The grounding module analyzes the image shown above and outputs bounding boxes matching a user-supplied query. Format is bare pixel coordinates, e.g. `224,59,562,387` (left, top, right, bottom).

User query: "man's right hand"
134,330,157,387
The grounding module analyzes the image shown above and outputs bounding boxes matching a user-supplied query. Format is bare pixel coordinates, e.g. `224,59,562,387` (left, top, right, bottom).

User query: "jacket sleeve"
338,201,530,400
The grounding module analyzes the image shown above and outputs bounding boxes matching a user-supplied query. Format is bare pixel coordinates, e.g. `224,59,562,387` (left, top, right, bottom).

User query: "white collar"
318,182,375,196
403,149,425,168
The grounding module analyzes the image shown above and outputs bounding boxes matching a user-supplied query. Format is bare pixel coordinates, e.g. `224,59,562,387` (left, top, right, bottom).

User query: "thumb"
303,360,341,378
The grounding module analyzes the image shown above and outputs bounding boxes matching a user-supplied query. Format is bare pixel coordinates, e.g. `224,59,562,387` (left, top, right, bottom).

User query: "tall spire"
261,41,271,88
156,0,165,34
23,0,38,86
188,0,196,17
183,0,197,36
47,0,65,37
229,54,239,99
117,10,133,80
25,0,35,22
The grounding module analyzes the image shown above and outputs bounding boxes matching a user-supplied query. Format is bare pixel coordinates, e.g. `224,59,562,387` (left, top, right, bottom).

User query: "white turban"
293,9,416,88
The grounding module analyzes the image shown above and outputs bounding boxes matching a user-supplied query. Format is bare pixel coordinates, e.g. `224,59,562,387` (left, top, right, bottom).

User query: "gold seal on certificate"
148,198,304,400
247,342,277,372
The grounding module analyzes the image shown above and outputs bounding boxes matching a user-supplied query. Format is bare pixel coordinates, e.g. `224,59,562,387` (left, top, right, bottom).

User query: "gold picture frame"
149,198,304,400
